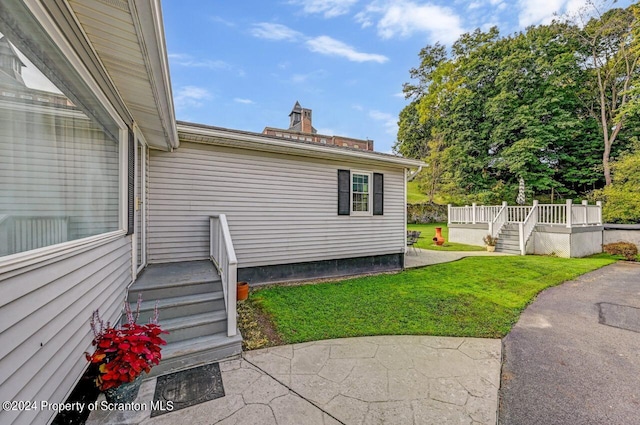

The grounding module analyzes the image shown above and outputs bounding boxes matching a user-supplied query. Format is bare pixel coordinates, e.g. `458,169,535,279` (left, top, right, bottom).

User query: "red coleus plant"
85,295,167,391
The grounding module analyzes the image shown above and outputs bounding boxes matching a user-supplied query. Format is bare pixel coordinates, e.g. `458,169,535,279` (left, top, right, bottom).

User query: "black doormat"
151,363,225,417
597,302,640,333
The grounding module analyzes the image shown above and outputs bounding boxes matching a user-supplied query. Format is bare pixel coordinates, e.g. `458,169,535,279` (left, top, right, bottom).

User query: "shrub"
603,242,638,261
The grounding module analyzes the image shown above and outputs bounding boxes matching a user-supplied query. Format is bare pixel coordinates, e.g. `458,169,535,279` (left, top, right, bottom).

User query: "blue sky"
162,0,631,154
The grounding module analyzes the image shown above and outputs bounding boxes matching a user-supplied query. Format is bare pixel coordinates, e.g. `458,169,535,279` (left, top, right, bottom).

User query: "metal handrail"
210,214,238,337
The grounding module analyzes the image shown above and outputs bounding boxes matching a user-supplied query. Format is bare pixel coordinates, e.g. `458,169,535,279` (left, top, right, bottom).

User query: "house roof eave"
177,121,425,169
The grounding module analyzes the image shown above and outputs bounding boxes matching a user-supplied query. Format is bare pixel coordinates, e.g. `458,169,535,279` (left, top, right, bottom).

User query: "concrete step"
496,248,522,255
131,292,226,323
150,332,243,378
128,281,220,302
497,241,520,249
161,311,228,344
129,260,221,302
500,230,520,237
498,236,519,242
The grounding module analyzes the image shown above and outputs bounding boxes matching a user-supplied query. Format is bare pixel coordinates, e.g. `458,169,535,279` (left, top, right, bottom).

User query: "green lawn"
407,181,430,203
407,222,485,251
251,255,616,344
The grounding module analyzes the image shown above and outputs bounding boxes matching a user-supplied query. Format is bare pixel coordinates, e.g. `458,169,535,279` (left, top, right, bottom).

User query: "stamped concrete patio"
87,335,501,425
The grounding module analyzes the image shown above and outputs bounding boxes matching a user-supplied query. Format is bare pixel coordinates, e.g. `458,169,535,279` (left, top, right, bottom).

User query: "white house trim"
177,122,425,169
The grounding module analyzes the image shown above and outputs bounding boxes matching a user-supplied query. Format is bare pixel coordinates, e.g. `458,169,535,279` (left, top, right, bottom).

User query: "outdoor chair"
406,230,421,255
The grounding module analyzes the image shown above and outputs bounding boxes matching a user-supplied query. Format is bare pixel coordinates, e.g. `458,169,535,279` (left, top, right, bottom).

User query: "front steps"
128,260,242,377
496,224,522,255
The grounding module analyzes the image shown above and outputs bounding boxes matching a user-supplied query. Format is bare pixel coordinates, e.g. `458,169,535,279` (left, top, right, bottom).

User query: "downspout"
407,165,423,182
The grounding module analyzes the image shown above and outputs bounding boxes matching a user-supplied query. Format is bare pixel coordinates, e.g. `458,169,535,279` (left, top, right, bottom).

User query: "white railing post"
519,222,525,255
488,221,493,237
210,214,239,337
448,204,452,225
581,200,588,226
533,200,539,226
472,203,477,224
596,201,602,225
565,199,573,228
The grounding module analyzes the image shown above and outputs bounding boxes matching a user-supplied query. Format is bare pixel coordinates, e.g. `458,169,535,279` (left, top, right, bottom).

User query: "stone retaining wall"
407,203,448,224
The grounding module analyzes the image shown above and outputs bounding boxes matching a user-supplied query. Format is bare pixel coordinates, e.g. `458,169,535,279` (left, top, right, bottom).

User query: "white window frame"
0,0,128,273
350,171,373,216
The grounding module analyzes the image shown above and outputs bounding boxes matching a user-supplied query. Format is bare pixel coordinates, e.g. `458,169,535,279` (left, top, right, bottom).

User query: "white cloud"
518,0,563,27
174,86,211,109
168,53,230,70
352,104,364,111
290,69,327,84
210,16,235,27
250,23,387,64
517,0,586,27
316,127,335,135
288,0,359,18
369,110,398,135
234,98,255,104
250,23,302,41
355,0,465,45
306,36,388,63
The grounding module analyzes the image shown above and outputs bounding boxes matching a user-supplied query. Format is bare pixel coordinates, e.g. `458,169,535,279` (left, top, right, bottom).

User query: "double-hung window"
351,172,372,215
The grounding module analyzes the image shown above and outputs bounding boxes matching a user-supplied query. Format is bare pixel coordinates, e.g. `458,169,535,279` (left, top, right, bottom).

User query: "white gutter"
177,123,426,168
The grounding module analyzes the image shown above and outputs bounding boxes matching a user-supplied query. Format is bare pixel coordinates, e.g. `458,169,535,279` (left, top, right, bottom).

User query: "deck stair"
495,224,521,255
127,260,242,377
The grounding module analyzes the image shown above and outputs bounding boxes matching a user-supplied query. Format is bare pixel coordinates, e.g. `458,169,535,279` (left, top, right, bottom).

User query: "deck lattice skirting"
448,200,603,257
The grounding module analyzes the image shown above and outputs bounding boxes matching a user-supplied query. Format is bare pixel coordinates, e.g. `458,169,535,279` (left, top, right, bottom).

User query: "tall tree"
577,5,640,185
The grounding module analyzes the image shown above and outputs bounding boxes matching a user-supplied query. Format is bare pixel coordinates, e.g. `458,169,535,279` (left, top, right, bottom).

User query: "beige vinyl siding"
148,142,405,267
0,237,132,425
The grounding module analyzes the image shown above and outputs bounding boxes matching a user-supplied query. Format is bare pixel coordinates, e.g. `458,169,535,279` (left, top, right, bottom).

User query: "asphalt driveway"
499,261,640,425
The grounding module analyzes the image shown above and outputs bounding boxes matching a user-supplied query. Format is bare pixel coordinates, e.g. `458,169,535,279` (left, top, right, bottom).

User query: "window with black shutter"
373,173,383,215
338,169,384,216
337,169,350,215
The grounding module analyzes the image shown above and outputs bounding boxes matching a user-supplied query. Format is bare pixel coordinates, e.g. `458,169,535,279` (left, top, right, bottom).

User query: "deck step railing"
519,201,538,255
449,200,602,228
210,214,237,337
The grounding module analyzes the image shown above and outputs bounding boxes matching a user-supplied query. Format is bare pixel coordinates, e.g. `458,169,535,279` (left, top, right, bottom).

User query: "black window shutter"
373,173,384,215
338,169,351,215
127,128,135,235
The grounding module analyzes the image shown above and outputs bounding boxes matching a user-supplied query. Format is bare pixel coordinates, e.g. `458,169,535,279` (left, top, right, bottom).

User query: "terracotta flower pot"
237,281,249,301
433,227,445,246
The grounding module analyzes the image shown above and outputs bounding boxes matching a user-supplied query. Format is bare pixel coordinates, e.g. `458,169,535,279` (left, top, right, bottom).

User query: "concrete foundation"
449,224,604,258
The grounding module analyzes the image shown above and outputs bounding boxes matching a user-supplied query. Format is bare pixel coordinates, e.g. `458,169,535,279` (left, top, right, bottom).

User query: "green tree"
593,148,640,223
394,100,431,159
576,5,640,185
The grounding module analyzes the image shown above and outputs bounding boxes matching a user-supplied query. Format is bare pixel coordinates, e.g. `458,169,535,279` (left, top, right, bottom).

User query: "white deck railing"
449,200,602,228
210,214,237,337
449,200,602,256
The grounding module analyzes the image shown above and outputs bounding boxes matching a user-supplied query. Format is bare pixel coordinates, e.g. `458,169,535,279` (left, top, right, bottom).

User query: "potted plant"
85,295,167,403
483,234,498,252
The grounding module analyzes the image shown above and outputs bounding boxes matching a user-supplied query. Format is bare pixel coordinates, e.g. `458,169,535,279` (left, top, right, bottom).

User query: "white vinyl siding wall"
0,237,132,425
148,142,405,267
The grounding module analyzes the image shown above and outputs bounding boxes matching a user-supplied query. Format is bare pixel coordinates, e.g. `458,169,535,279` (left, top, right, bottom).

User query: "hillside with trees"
396,3,639,222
